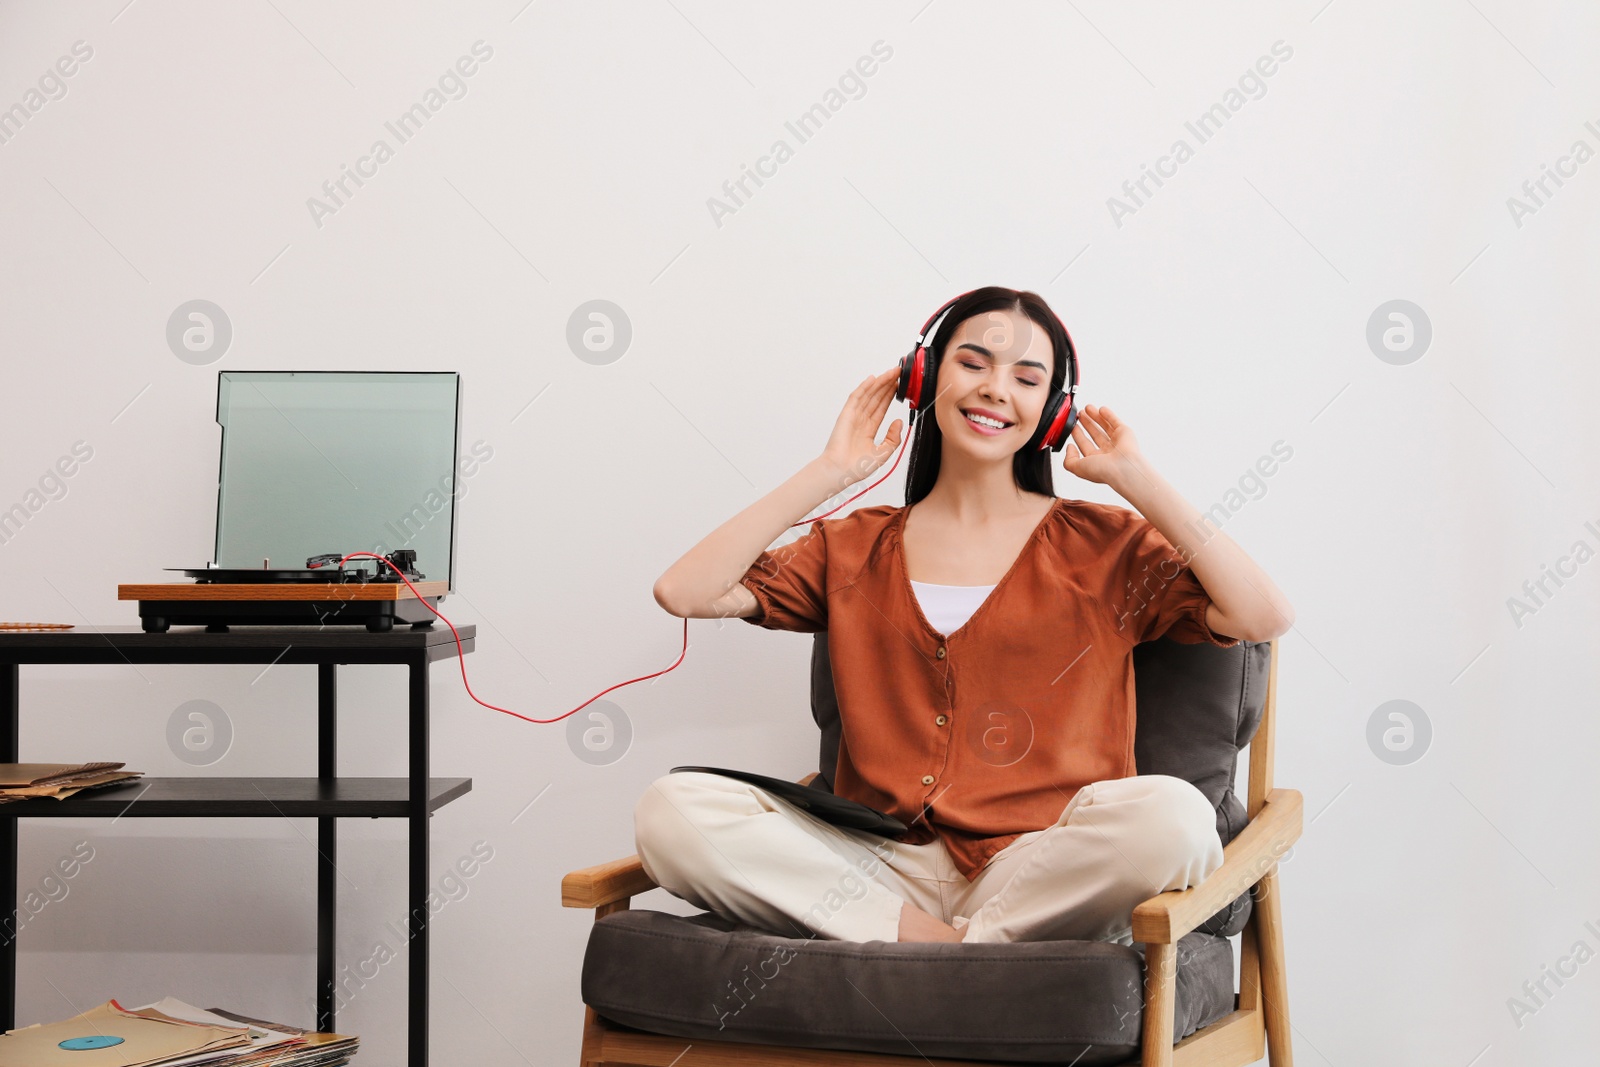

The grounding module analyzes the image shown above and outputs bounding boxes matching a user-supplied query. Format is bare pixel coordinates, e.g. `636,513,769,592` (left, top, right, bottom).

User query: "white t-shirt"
909,580,997,636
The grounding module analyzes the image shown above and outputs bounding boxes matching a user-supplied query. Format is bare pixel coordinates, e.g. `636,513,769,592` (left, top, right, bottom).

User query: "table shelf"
0,776,472,818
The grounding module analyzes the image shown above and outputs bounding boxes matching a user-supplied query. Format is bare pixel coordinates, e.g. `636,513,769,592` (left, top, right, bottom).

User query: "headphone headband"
914,291,972,347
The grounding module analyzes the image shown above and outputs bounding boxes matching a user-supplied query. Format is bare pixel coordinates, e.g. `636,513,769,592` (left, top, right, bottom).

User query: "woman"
640,286,1293,945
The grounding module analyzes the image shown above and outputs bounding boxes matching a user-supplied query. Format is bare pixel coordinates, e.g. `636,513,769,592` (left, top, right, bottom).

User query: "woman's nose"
978,368,1008,400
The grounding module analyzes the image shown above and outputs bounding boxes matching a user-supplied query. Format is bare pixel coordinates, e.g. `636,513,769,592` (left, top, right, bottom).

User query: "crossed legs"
632,771,1222,945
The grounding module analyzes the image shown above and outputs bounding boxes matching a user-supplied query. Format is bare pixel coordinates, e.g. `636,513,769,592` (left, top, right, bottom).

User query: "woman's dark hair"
903,286,1073,506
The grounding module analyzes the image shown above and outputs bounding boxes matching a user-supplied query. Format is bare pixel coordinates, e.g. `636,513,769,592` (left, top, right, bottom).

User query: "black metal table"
0,624,474,1067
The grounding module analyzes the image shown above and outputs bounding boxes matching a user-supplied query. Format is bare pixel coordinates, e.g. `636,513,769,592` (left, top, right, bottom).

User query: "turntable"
118,371,461,633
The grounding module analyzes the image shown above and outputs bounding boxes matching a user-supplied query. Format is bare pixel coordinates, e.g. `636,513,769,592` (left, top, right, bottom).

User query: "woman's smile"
959,407,1013,436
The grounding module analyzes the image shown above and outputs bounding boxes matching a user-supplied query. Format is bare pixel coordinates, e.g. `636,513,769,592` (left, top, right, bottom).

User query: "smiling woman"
642,284,1293,947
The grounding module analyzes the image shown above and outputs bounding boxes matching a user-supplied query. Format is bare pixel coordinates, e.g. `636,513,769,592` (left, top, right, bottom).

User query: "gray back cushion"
808,631,1269,937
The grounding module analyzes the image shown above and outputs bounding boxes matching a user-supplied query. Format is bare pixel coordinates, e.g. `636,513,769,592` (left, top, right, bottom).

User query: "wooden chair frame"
562,639,1299,1067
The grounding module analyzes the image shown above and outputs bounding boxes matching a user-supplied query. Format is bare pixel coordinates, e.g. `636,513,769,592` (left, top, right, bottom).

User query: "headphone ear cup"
1051,396,1081,452
896,347,919,406
1030,390,1065,451
916,344,938,411
901,345,934,411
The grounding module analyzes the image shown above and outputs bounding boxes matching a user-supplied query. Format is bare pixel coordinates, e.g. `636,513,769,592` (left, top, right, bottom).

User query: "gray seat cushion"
582,910,1236,1064
582,635,1270,1060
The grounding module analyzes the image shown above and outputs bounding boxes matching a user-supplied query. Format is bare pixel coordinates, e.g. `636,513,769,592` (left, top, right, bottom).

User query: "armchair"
563,634,1299,1066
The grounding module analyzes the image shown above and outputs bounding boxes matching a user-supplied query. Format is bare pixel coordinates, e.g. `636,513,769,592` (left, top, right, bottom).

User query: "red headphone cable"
335,425,911,725
790,415,912,525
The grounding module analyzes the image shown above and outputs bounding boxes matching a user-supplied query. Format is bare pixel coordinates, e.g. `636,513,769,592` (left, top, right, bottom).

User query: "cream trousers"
633,770,1224,944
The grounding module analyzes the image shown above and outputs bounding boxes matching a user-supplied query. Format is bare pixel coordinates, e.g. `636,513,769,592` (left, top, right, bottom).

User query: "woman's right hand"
818,366,905,487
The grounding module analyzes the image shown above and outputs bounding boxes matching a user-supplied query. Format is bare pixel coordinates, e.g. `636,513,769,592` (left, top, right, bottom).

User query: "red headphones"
895,289,1081,452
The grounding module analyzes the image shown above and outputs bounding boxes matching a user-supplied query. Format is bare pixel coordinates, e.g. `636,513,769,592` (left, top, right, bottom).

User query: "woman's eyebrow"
955,342,1047,373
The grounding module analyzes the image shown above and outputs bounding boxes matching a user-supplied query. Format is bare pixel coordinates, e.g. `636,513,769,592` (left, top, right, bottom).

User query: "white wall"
2,1,1597,1063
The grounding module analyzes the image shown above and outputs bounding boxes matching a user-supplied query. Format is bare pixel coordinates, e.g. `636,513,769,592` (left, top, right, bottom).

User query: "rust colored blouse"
738,496,1240,881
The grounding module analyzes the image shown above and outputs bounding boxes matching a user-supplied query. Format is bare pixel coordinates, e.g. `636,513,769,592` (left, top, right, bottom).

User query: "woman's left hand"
1061,405,1145,486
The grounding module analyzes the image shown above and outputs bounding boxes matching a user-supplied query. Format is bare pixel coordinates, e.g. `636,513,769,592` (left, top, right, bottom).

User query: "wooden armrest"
1131,787,1302,944
562,853,657,910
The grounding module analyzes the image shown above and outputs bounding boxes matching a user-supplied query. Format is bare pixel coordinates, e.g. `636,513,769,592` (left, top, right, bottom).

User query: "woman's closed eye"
958,359,1040,386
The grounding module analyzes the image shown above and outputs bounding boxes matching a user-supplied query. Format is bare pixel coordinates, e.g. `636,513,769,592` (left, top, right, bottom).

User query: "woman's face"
932,307,1055,457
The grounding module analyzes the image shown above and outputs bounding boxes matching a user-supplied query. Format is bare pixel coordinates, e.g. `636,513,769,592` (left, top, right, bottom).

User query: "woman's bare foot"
898,902,964,943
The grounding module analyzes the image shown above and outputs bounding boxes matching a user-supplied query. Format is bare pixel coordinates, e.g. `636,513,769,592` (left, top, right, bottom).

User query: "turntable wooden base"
118,581,448,633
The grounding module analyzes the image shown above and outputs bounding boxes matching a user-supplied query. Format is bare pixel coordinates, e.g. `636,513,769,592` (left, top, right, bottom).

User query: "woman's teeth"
965,412,1008,430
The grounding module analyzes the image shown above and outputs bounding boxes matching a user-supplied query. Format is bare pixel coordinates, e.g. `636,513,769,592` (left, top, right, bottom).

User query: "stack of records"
0,762,143,803
0,997,358,1065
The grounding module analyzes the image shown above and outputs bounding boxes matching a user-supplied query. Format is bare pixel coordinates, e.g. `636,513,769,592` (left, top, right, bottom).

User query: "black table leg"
408,657,429,1067
0,663,16,1032
317,663,337,1033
